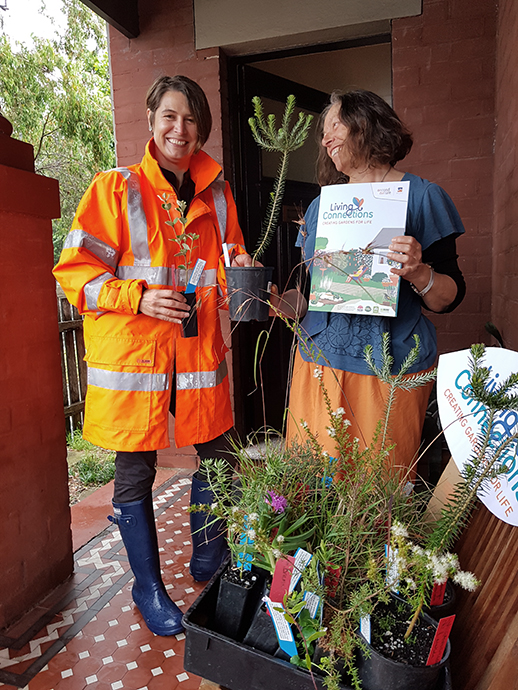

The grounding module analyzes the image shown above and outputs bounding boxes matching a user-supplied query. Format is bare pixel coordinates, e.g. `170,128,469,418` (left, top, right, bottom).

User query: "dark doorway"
227,65,327,440
226,36,391,441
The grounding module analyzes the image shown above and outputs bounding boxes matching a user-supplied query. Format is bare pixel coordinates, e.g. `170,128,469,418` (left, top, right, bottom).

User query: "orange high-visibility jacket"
53,140,246,451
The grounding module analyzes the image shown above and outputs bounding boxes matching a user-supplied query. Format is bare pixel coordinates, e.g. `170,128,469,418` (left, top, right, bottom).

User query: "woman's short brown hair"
146,75,212,153
316,90,413,186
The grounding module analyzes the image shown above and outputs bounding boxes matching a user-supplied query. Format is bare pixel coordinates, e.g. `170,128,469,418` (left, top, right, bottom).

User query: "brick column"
0,116,73,629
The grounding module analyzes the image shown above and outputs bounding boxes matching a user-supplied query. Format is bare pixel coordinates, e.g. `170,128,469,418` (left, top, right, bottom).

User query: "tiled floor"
0,470,213,690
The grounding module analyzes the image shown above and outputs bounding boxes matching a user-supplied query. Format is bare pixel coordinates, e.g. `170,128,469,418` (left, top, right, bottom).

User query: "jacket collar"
140,139,223,197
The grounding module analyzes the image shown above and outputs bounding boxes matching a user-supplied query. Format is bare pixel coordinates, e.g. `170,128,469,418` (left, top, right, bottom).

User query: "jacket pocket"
84,335,165,432
84,335,157,368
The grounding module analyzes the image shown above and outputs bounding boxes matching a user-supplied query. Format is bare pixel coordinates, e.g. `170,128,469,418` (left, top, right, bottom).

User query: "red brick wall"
0,127,73,629
492,0,518,350
393,0,496,355
108,0,224,169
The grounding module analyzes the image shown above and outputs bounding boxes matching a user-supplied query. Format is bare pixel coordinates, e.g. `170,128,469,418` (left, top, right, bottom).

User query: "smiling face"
321,103,355,176
148,90,199,175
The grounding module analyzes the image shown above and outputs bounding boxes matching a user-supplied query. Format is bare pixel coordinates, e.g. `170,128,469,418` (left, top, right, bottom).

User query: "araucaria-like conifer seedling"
248,95,313,263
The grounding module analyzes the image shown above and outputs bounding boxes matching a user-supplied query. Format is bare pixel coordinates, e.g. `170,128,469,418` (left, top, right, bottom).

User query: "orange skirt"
286,350,434,482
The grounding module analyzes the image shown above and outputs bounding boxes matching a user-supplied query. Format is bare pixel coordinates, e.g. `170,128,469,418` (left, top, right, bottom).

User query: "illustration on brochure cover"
308,181,410,317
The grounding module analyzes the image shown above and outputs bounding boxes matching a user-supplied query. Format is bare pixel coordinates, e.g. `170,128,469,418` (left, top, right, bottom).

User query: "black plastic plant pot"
242,600,279,655
181,291,198,338
355,608,451,690
225,266,273,322
426,580,457,622
213,564,262,641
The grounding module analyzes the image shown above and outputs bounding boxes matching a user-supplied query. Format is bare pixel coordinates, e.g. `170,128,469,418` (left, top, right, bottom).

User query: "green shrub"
73,452,116,486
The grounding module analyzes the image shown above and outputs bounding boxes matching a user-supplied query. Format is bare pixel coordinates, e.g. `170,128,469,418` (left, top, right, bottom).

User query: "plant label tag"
289,548,312,593
185,258,206,293
360,614,371,644
236,517,254,570
222,243,231,267
426,614,455,666
302,591,320,619
270,556,295,602
264,596,298,658
430,581,447,607
385,544,399,592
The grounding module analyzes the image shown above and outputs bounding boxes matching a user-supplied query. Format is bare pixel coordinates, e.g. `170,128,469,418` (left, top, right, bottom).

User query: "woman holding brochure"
54,75,253,635
275,90,465,479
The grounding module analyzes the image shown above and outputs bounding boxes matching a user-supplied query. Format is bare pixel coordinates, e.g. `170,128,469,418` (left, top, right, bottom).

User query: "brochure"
308,181,410,317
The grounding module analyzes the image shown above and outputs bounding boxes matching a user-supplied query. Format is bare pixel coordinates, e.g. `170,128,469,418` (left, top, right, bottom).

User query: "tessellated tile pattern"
0,472,210,690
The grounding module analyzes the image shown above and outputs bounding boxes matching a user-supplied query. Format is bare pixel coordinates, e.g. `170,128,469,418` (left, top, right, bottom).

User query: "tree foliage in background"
0,0,115,262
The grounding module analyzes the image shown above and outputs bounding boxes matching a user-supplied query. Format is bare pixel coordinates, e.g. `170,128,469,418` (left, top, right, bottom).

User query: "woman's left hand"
387,235,458,312
386,235,428,285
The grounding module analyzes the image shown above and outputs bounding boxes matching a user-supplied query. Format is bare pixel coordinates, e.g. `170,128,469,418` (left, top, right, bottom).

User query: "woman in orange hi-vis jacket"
54,76,254,636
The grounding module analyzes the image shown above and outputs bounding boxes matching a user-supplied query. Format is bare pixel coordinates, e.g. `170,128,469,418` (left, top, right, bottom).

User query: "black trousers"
113,381,238,502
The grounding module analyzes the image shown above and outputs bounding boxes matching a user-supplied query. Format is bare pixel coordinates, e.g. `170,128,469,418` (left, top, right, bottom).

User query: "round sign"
437,347,518,526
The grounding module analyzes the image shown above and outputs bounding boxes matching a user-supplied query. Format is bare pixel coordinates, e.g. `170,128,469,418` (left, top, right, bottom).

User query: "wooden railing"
56,285,86,433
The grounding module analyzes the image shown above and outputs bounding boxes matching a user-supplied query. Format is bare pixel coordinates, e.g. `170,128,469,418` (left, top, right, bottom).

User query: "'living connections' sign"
437,348,518,526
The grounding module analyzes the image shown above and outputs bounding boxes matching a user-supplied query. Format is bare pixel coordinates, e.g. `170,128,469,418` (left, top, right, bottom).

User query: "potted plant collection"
225,95,313,322
183,340,516,690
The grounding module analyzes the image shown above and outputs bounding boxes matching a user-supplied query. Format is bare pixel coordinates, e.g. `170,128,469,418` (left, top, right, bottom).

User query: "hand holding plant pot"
226,95,313,322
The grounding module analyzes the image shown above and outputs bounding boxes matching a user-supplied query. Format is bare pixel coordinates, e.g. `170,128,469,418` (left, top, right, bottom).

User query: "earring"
149,125,152,132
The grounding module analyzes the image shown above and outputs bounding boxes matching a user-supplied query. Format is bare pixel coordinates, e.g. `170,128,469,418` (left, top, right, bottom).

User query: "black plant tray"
182,560,452,690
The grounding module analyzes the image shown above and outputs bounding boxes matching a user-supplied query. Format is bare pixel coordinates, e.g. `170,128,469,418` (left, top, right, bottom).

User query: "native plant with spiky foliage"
248,95,313,263
364,333,437,451
427,343,518,553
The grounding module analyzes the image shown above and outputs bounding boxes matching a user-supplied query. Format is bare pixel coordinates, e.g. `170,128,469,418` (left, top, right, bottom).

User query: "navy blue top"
296,173,465,375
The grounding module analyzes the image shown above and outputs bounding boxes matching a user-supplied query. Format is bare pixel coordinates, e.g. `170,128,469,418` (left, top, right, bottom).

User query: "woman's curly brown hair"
316,90,413,186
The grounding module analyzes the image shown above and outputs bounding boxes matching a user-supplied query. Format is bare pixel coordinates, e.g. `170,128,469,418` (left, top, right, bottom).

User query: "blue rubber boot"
189,473,229,582
109,495,184,635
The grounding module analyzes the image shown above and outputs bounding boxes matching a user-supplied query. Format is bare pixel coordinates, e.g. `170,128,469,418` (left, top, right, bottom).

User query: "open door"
228,65,328,440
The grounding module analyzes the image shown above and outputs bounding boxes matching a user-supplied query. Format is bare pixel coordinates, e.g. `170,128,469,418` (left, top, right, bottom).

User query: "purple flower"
266,490,288,514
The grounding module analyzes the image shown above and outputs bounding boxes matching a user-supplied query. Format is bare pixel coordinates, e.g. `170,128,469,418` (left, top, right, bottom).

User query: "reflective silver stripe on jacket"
116,265,218,287
115,167,151,265
64,230,119,269
88,367,169,392
116,265,170,285
176,359,228,390
84,272,114,311
211,180,227,243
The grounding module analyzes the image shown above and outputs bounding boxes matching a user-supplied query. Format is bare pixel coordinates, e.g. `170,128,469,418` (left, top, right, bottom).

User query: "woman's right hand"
138,288,190,323
269,285,307,320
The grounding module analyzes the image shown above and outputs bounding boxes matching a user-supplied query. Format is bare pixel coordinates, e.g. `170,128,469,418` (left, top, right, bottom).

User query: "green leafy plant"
193,438,318,574
248,95,313,263
67,433,116,505
72,453,116,486
159,193,199,276
67,430,97,452
364,333,437,451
